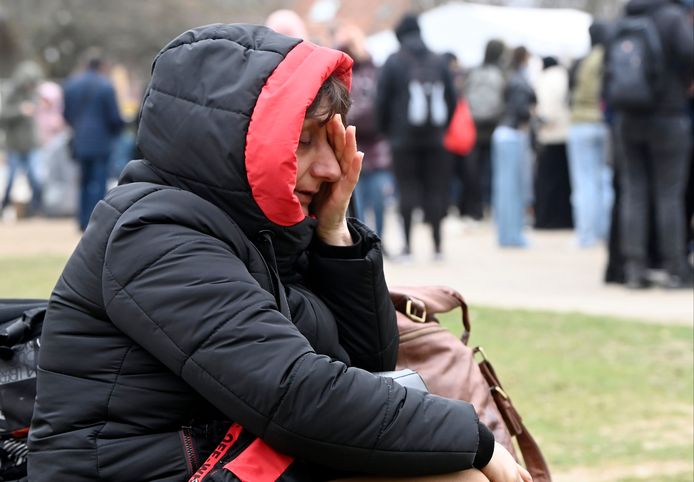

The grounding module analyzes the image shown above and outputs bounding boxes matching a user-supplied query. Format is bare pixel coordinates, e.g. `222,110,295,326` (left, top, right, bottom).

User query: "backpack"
402,51,449,133
605,11,665,112
0,299,46,481
464,65,505,123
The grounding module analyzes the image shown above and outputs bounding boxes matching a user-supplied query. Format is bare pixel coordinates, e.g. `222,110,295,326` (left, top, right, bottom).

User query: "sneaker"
660,272,694,290
624,263,650,290
625,276,650,290
432,251,444,263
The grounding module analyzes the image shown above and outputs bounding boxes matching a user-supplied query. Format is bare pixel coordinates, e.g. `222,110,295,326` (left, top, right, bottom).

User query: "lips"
294,190,315,214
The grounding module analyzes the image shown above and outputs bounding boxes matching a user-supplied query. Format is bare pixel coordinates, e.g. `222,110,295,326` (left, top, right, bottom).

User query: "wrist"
316,218,352,246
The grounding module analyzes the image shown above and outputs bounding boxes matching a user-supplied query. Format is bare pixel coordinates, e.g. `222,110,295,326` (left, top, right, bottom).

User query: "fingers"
518,464,533,482
342,125,358,176
327,114,359,178
328,114,346,167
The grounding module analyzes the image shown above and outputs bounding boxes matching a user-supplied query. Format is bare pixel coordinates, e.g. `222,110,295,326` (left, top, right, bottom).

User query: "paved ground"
1,208,692,325
381,211,693,325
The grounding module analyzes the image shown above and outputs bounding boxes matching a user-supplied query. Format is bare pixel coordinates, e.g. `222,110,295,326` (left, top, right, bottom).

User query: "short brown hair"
306,75,351,124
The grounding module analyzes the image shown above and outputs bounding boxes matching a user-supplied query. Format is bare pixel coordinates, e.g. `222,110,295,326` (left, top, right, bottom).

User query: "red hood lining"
245,41,353,227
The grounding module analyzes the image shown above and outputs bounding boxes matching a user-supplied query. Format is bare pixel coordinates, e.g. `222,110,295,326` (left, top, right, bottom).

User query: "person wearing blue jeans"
62,49,123,231
77,154,109,230
490,46,536,248
567,122,614,247
353,169,392,238
491,125,530,247
2,150,43,213
0,61,44,214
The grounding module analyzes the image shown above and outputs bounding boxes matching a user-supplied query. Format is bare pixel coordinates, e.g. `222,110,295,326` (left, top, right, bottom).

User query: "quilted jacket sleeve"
101,191,485,477
308,219,398,372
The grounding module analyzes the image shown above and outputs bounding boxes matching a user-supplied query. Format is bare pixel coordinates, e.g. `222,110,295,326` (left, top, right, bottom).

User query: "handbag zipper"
398,325,447,343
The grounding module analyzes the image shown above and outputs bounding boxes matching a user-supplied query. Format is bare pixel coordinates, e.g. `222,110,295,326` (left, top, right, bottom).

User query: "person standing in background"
376,13,457,261
335,23,393,241
63,48,124,231
533,56,573,230
606,0,694,289
0,60,43,217
264,8,308,39
567,21,613,248
443,51,481,223
464,39,507,218
490,46,536,247
34,80,66,149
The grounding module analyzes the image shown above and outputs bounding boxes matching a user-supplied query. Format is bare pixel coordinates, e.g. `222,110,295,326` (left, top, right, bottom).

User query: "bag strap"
390,286,551,480
390,286,471,343
475,347,552,482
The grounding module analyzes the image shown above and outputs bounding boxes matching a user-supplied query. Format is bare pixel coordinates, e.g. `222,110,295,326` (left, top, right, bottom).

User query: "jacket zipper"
181,426,199,476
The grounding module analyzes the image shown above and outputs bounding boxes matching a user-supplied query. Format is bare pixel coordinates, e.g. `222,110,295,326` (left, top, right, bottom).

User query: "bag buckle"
405,299,427,322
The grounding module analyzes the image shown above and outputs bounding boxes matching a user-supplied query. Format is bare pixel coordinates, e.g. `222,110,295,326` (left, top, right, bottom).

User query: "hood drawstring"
256,230,292,321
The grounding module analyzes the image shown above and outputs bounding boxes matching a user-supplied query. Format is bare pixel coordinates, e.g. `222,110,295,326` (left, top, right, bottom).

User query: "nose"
309,143,341,182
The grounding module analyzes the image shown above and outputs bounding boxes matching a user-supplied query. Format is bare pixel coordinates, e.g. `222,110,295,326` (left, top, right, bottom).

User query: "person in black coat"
609,0,694,288
376,14,457,260
28,24,528,482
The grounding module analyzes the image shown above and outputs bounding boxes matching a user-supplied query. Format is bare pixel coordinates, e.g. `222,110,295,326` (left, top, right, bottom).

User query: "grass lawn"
2,255,693,481
0,255,69,298
440,307,694,481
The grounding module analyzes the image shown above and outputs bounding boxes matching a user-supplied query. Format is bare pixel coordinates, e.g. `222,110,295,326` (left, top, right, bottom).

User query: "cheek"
295,151,310,181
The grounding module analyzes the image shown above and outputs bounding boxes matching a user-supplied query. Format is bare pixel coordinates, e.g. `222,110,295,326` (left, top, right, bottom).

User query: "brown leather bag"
390,286,552,482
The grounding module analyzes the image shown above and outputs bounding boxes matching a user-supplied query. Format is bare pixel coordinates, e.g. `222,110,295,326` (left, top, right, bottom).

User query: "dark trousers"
469,140,493,210
452,152,483,220
617,114,692,277
77,154,109,231
534,143,573,229
392,145,451,253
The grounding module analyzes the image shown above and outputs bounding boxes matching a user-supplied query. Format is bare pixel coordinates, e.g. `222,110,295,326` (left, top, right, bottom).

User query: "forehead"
302,113,331,128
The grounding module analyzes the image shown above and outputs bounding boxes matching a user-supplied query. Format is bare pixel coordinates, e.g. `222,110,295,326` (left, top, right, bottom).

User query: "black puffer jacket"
28,24,492,481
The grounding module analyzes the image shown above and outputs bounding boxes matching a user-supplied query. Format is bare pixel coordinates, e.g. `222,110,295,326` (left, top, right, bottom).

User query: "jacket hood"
126,24,352,272
588,20,610,46
398,31,429,56
626,0,670,14
394,14,420,42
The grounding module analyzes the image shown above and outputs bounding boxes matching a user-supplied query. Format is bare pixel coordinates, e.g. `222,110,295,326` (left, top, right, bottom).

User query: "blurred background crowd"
1,0,692,290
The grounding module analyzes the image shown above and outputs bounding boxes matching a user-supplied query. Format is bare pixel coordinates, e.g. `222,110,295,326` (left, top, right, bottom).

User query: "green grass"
440,307,694,480
0,255,69,298
3,255,693,480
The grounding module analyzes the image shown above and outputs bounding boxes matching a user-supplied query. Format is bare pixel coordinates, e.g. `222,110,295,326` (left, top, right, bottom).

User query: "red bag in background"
444,99,477,156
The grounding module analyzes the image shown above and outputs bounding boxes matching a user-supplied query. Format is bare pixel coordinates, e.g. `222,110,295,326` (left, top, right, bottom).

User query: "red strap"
224,438,294,482
188,424,243,482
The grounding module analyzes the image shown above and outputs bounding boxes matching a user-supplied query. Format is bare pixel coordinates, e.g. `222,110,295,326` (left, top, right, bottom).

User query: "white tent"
366,2,593,68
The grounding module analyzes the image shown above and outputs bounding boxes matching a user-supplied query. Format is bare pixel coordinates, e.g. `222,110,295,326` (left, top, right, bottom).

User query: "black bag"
605,11,665,112
0,300,47,481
